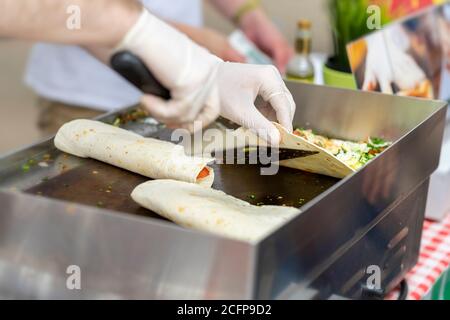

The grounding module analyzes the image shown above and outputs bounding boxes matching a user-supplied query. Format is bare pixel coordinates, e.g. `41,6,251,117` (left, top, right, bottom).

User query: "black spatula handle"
110,51,171,100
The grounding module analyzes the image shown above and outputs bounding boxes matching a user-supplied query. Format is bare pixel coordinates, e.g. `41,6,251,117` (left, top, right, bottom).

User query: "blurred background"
0,0,331,155
204,0,332,52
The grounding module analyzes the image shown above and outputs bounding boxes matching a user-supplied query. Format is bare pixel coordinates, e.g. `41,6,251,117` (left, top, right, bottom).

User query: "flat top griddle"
0,81,446,300
24,155,338,220
7,107,338,219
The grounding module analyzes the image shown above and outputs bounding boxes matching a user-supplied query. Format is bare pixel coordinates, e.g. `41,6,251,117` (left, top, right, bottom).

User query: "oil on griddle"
26,156,339,220
26,159,157,218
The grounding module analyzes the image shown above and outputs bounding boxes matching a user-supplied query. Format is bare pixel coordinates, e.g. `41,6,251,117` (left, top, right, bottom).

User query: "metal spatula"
214,147,318,163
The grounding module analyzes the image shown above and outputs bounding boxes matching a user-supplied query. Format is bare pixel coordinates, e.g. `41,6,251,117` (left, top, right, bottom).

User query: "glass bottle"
286,20,315,82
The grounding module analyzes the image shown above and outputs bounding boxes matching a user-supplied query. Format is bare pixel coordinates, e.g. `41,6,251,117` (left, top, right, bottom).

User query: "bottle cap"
297,20,311,29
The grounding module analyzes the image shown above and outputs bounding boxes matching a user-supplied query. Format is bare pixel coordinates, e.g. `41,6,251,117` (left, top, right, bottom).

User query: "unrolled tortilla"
131,180,300,243
54,119,214,186
275,124,354,178
233,124,354,179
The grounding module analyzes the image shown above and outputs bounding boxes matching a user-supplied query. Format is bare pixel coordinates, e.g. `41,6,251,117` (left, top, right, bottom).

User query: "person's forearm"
170,22,219,52
208,0,267,34
91,21,211,65
208,0,246,19
170,22,203,45
209,0,262,23
0,0,141,47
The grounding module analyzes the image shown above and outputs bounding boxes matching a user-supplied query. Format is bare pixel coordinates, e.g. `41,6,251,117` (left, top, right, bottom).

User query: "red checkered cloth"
387,214,450,300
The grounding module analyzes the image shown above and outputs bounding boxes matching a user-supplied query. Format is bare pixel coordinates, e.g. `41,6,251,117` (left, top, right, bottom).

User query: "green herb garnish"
368,137,390,149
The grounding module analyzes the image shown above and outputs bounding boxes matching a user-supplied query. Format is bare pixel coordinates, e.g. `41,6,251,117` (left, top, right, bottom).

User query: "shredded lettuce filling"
293,129,391,170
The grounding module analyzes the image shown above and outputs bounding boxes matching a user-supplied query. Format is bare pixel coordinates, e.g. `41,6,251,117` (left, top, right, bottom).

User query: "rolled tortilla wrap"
131,180,300,243
54,119,214,187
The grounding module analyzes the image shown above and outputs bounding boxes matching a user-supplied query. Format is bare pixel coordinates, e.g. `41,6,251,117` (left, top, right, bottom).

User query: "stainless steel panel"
256,83,447,299
0,191,256,299
287,83,440,141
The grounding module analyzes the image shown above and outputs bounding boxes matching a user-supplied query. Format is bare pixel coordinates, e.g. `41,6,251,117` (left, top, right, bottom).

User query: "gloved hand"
115,8,295,145
363,28,425,93
215,62,295,138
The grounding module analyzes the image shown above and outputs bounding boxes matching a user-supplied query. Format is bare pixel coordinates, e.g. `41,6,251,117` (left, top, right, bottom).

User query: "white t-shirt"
25,0,203,111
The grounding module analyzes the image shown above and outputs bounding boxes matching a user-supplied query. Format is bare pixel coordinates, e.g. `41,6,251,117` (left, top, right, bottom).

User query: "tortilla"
54,119,214,186
292,128,389,171
277,124,355,178
131,180,300,243
232,124,354,178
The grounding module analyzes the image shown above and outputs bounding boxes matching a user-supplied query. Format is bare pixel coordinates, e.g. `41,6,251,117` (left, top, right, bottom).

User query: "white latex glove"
215,62,295,139
116,9,295,145
363,28,425,93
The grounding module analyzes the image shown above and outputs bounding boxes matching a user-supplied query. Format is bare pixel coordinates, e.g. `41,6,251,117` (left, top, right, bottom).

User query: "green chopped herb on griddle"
22,158,38,172
249,194,256,199
41,176,49,182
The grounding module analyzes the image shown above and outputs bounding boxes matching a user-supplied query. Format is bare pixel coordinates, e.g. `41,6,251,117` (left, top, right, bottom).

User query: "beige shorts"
36,97,104,136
